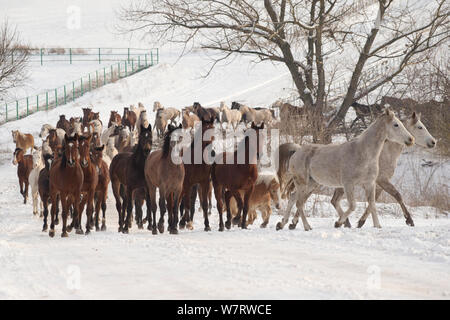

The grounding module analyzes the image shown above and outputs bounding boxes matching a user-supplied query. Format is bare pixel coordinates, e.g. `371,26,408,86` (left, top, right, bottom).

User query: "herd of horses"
10,99,436,238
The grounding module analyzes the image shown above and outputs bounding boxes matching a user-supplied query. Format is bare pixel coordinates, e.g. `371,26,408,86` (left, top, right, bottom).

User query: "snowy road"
0,159,449,300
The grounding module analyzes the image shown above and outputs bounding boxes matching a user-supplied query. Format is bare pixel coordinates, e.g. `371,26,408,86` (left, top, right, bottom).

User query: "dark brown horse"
122,107,137,131
76,134,99,235
179,118,215,231
82,107,93,130
108,111,122,128
91,145,110,231
40,153,55,232
12,148,33,204
145,124,185,234
110,124,153,233
212,122,264,231
193,102,219,123
48,134,84,237
56,115,71,133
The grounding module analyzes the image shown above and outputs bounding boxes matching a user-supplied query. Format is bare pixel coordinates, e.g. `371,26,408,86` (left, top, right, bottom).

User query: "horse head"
78,134,92,168
139,124,153,156
404,112,436,149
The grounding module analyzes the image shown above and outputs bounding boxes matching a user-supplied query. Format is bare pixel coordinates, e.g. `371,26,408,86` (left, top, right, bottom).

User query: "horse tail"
282,173,295,199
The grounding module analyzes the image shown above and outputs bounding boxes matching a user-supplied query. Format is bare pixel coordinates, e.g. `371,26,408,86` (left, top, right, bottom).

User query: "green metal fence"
1,48,159,124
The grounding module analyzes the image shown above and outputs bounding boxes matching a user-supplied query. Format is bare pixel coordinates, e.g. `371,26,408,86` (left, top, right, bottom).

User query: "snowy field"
0,0,449,300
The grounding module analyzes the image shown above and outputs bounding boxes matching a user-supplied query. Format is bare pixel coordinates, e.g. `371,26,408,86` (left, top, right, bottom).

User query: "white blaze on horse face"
405,115,436,149
387,115,414,147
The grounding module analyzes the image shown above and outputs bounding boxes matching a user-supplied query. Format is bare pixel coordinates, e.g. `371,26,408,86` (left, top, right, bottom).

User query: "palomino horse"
182,109,200,130
228,172,281,228
276,109,414,231
332,112,436,228
91,145,110,231
12,148,33,204
212,122,265,231
110,124,153,233
145,124,185,234
48,134,84,237
220,102,242,130
179,118,215,231
76,135,99,235
12,130,34,154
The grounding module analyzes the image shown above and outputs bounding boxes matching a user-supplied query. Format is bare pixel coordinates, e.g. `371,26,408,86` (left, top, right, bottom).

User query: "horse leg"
260,205,271,228
85,191,95,235
60,194,69,238
289,184,316,231
147,185,158,235
169,193,179,235
224,190,234,229
24,179,29,204
357,182,381,228
331,188,351,228
42,196,49,232
135,196,144,229
214,185,225,232
179,192,188,229
158,192,166,234
32,187,38,216
335,185,356,228
231,191,243,226
55,194,60,225
200,183,211,231
357,185,382,228
122,188,133,234
100,191,107,231
276,189,298,230
111,180,123,232
94,194,101,231
377,179,414,227
188,185,197,230
241,188,253,230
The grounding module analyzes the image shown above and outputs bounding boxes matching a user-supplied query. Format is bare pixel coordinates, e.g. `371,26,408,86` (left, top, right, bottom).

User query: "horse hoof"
406,219,415,227
260,223,267,229
276,222,283,231
179,221,186,229
334,221,342,228
219,225,224,232
288,223,296,230
142,217,148,224
152,227,158,235
204,226,211,232
101,224,107,231
231,217,240,225
158,224,164,234
305,226,312,231
170,229,179,235
187,222,194,230
76,228,84,235
85,229,91,235
61,232,68,238
225,221,231,230
118,227,123,233
55,218,60,225
357,220,365,228
344,221,352,228
138,223,144,230
66,225,72,233
122,229,129,234
49,230,55,238
42,225,48,232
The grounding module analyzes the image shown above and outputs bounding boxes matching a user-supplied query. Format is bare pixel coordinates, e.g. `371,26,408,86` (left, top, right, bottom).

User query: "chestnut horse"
91,145,110,231
76,134,99,235
108,111,122,128
57,115,71,133
12,130,34,154
12,148,33,204
145,124,185,234
110,124,153,233
48,134,84,237
122,107,137,132
179,118,215,231
212,122,264,231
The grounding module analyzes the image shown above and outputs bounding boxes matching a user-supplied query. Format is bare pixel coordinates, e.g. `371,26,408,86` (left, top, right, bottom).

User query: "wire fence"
1,48,159,124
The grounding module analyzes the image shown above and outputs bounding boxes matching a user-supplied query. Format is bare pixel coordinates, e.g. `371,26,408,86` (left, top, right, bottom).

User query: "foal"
145,124,185,234
49,134,84,237
212,122,264,231
12,148,33,204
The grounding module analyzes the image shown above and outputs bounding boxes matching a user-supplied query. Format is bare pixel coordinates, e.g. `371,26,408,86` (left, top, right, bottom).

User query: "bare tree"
119,0,449,142
0,21,29,99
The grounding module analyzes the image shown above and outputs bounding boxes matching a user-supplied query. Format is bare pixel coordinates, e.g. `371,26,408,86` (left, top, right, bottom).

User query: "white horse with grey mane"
277,109,414,231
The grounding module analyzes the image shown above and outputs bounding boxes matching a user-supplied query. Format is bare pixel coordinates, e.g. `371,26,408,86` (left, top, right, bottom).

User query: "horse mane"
162,125,178,158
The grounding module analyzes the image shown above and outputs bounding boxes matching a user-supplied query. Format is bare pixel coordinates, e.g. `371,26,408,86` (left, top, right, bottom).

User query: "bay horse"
12,130,34,154
144,124,185,234
193,102,218,123
91,145,110,231
108,111,122,128
331,112,436,228
179,118,215,231
48,134,84,237
122,107,137,131
350,101,383,129
212,122,264,231
76,134,99,235
110,124,153,233
12,148,33,204
82,107,93,131
56,115,71,133
277,109,414,232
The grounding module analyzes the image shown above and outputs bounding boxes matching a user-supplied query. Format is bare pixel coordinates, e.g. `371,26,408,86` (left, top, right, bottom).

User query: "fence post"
156,48,159,64
26,97,29,116
16,101,18,120
81,78,83,95
64,85,67,104
96,70,99,88
138,56,140,68
46,92,48,110
145,54,147,67
70,48,72,64
36,95,39,111
98,48,101,64
40,48,43,66
55,89,58,107
128,48,130,63
118,62,120,78
73,82,75,100
103,67,106,85
151,51,153,65
131,59,134,72
89,74,91,91
111,65,113,81
125,61,128,77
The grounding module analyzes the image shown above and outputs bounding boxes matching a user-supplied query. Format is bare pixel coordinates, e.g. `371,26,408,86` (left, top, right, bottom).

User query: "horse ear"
385,108,394,119
178,123,182,129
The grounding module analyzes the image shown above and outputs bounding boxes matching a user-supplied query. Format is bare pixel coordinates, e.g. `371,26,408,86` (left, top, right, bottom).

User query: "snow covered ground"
0,0,449,300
